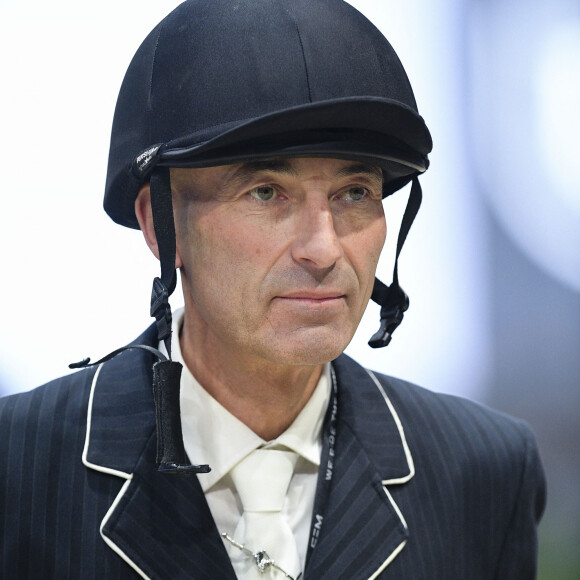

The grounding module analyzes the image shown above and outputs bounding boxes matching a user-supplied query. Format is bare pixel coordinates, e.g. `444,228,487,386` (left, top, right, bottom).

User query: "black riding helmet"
94,0,432,473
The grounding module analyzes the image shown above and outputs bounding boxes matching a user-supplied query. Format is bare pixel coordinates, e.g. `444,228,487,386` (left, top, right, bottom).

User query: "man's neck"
179,322,324,441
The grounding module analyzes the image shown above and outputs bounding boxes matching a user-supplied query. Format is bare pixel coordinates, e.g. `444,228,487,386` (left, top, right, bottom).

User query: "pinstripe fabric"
327,357,545,579
0,363,128,579
0,324,545,579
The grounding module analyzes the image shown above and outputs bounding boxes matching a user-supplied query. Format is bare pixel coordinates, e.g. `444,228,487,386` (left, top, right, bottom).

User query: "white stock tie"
225,448,301,580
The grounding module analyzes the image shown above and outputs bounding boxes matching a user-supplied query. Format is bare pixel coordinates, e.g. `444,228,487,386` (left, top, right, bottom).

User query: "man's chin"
268,327,352,367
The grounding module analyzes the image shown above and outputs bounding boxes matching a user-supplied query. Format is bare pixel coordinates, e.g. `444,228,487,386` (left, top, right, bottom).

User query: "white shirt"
161,308,331,572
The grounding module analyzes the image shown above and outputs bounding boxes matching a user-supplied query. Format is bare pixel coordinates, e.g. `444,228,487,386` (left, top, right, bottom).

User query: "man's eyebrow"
226,159,298,187
335,163,383,182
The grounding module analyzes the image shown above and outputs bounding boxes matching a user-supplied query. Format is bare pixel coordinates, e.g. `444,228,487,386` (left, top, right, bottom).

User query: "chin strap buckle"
368,177,422,348
368,284,409,349
150,277,172,350
149,279,211,475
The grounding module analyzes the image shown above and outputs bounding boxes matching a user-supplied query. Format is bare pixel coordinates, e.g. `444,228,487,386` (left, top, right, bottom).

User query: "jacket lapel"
100,431,237,579
83,325,236,579
304,355,414,579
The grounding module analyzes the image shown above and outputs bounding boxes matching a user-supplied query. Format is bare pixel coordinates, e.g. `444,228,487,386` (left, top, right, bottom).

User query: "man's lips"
275,291,346,302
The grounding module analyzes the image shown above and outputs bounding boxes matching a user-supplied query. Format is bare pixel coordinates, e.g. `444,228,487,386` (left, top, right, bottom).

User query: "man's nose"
291,199,342,269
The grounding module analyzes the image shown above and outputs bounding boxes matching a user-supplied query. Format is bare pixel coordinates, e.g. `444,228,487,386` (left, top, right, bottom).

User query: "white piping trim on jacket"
367,540,407,580
364,368,413,577
99,479,150,580
82,363,132,480
383,485,408,530
82,363,149,577
366,487,409,578
365,368,415,485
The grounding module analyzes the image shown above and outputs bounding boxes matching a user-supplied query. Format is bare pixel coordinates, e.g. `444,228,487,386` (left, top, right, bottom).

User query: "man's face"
171,157,386,368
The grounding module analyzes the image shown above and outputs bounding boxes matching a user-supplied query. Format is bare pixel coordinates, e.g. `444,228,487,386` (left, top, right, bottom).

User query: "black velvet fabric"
104,0,432,229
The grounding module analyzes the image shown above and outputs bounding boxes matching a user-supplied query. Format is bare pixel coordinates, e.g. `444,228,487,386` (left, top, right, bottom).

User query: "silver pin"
221,533,302,580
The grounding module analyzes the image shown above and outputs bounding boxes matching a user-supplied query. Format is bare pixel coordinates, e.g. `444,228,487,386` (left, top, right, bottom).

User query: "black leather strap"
149,167,178,358
369,177,422,348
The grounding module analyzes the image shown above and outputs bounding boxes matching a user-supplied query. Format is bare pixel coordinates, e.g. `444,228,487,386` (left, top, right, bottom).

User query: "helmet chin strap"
149,167,211,475
369,177,422,348
149,167,178,358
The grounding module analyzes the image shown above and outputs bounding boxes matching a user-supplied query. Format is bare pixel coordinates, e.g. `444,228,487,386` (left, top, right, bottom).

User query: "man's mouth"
277,290,346,302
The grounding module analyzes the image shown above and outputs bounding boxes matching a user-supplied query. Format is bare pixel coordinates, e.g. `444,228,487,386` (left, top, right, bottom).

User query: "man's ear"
135,184,184,268
135,183,160,260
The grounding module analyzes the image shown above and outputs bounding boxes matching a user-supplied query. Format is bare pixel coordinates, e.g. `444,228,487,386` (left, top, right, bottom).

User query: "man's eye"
249,185,276,201
344,186,369,201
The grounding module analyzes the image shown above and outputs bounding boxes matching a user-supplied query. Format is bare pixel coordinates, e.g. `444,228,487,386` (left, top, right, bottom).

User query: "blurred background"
0,0,578,576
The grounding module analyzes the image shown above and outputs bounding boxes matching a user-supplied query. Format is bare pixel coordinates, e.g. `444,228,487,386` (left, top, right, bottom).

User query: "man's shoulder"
335,353,538,457
370,364,545,498
0,366,98,431
375,367,534,443
336,354,545,515
0,323,158,439
0,365,100,485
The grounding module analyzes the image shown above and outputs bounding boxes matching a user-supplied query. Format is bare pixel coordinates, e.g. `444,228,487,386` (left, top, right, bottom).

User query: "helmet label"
132,144,163,178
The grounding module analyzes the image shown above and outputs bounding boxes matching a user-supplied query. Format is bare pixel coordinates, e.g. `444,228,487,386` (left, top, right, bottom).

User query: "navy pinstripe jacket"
0,324,545,579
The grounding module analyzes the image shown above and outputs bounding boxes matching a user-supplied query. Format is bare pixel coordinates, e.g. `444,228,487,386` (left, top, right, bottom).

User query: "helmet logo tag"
132,144,164,178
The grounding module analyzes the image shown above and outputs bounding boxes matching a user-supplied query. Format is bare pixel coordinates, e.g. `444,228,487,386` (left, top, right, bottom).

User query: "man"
0,1,545,579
